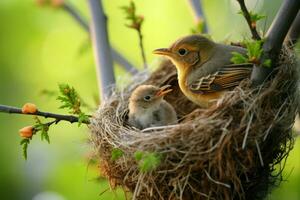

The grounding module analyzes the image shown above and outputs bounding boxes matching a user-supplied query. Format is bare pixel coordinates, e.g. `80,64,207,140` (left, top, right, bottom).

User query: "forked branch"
251,0,300,85
60,1,138,74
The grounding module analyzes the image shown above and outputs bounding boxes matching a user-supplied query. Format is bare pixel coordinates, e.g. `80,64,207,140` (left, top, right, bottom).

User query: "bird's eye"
144,95,151,101
178,48,187,56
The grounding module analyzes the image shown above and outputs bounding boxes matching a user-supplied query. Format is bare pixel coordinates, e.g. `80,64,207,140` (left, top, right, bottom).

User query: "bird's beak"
155,85,173,97
153,48,173,57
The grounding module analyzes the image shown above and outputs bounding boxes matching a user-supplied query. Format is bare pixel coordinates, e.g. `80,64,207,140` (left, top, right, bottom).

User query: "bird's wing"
189,63,253,94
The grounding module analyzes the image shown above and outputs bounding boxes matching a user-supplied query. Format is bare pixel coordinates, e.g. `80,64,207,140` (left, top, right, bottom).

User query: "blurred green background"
0,0,299,199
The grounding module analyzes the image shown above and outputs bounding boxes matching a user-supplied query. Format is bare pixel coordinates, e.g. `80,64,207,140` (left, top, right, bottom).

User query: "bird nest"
89,47,299,200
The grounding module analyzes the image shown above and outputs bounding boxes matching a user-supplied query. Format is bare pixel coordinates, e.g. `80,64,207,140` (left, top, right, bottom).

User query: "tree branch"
186,0,208,33
251,0,300,85
236,0,261,40
286,11,300,45
0,104,89,124
60,1,138,75
88,0,115,99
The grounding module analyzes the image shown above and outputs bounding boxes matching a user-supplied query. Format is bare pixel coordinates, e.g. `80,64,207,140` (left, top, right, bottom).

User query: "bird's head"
129,85,172,111
153,35,215,73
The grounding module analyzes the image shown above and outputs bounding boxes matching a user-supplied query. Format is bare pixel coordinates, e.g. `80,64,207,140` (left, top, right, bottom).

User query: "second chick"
128,85,177,130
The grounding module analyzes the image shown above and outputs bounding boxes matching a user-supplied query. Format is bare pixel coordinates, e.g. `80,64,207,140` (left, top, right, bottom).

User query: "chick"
153,34,253,108
128,85,177,129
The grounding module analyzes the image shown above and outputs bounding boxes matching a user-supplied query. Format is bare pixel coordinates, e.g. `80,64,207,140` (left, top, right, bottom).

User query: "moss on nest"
89,47,299,200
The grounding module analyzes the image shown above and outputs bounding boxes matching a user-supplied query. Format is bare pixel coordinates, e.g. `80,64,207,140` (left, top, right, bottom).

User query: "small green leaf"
245,40,263,59
191,20,205,34
41,126,50,144
57,83,81,114
78,113,90,127
138,152,161,172
231,52,248,64
20,139,30,160
111,148,124,161
263,59,272,67
249,11,266,22
121,1,144,31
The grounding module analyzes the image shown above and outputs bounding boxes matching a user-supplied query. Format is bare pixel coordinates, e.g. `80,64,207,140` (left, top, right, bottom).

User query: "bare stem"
88,0,115,99
186,0,208,33
138,31,147,69
61,1,138,74
251,0,300,85
0,104,89,124
236,0,261,40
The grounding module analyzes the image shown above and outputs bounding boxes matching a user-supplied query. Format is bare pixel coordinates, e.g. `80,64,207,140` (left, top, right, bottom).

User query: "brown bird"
153,35,253,108
128,85,177,129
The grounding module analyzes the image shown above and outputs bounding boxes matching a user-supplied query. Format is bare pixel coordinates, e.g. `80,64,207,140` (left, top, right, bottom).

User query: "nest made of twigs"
90,47,299,200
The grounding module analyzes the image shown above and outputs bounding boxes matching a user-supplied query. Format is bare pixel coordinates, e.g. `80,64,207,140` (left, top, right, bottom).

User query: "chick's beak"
155,85,173,97
153,48,173,57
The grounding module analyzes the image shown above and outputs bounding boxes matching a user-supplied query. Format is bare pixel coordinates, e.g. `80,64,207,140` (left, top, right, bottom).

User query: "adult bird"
128,85,177,130
153,35,253,108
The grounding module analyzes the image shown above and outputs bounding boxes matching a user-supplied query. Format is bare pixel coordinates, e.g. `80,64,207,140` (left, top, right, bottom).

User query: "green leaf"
246,40,263,58
111,148,124,161
41,126,50,144
121,1,144,31
138,152,161,172
78,113,89,127
249,11,266,22
191,21,205,34
20,139,30,160
263,59,272,68
231,52,248,64
57,83,82,114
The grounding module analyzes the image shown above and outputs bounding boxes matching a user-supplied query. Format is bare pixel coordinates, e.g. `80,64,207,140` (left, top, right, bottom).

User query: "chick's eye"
178,48,187,56
144,95,151,101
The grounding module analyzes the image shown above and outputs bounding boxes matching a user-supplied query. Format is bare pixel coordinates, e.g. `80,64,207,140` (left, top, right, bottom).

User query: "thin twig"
204,170,231,188
242,113,253,149
186,0,208,33
255,139,264,167
88,0,115,99
0,104,89,124
138,30,147,69
61,1,138,74
236,0,261,40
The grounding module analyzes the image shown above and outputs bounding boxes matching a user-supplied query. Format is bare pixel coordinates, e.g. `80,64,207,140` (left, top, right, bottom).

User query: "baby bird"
153,35,253,108
128,85,177,129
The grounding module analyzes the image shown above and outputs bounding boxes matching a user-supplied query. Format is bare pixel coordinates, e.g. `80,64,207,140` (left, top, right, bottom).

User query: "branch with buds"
0,83,90,159
121,1,148,69
236,0,262,40
0,104,88,124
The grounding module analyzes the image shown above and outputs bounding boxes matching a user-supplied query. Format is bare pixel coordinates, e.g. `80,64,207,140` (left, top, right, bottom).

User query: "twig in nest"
236,0,261,40
0,104,89,124
204,170,231,188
